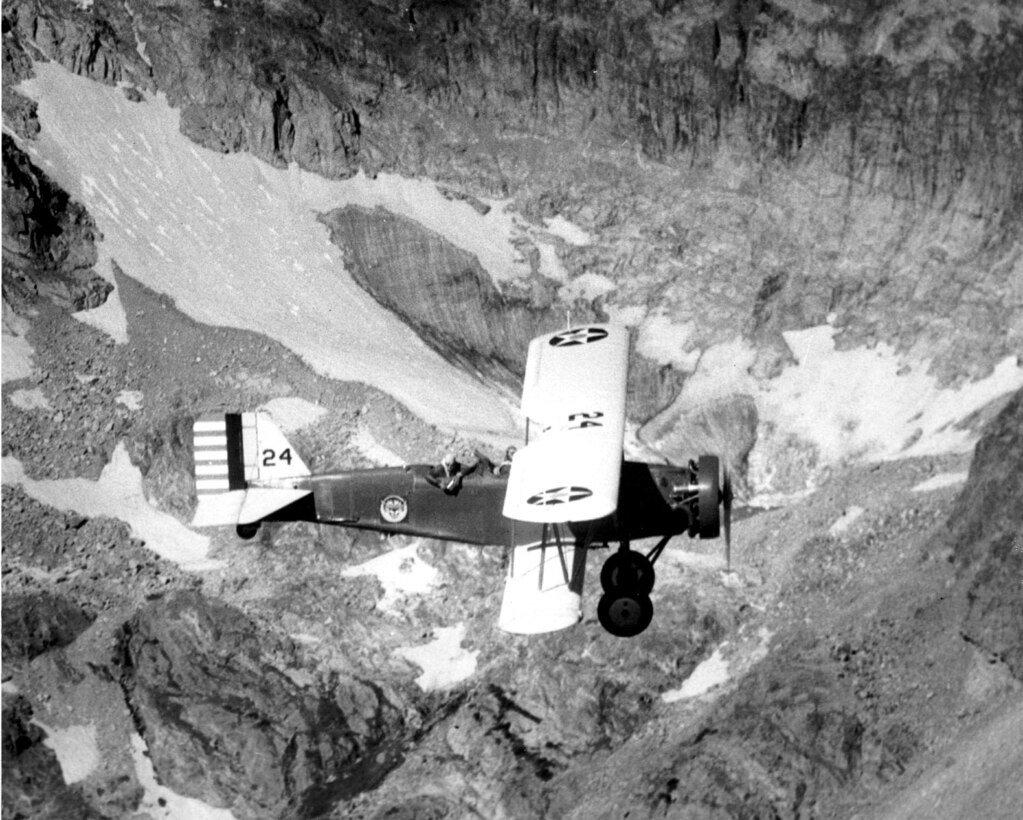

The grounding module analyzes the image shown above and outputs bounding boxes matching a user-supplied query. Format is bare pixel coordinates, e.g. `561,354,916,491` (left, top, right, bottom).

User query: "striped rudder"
193,413,246,495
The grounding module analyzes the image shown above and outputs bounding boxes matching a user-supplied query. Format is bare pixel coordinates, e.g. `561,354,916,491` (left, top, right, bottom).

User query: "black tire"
236,522,260,540
697,454,720,539
597,591,654,637
600,550,655,595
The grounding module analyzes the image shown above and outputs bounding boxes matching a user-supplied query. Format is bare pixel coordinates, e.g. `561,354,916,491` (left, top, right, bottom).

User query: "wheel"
597,591,654,638
600,550,655,595
236,522,260,540
696,454,720,539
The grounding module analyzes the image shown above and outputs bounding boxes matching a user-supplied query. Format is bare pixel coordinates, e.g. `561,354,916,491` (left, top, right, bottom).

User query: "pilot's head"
442,452,456,469
505,446,517,461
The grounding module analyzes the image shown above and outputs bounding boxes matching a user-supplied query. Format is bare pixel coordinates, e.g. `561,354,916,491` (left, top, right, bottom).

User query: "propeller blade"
722,465,733,571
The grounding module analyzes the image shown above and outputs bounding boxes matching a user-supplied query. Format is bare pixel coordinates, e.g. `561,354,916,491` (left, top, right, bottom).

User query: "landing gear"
600,548,655,595
236,522,260,540
597,590,653,638
597,544,655,637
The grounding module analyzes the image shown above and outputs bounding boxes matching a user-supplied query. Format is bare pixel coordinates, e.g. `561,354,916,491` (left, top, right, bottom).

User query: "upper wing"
503,324,629,523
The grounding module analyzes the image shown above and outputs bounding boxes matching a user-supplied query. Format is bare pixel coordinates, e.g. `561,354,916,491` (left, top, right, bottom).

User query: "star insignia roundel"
549,327,608,347
526,486,593,506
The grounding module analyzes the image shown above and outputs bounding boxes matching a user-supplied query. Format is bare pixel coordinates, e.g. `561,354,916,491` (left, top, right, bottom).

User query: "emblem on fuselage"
380,494,409,523
526,486,593,506
548,326,608,347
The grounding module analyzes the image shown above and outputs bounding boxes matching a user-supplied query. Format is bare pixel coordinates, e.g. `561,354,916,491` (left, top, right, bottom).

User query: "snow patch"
912,471,970,493
8,387,52,411
662,646,730,702
115,389,144,411
258,397,327,433
340,542,438,610
544,214,592,246
675,336,759,405
17,63,515,436
2,306,36,383
35,721,100,784
1,332,36,382
395,624,479,691
1,442,222,571
130,732,237,820
829,506,866,537
677,326,1023,469
636,312,702,372
558,272,616,302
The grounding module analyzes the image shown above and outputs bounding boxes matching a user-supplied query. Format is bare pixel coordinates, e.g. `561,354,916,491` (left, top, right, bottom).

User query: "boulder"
1,591,96,664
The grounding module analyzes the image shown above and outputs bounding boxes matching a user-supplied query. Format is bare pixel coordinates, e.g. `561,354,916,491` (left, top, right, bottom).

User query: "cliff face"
9,0,1021,208
948,390,1023,679
5,0,1021,393
319,204,595,390
1,134,111,312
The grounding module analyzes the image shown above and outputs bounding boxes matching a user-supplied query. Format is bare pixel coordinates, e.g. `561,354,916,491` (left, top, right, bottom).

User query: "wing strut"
535,523,572,590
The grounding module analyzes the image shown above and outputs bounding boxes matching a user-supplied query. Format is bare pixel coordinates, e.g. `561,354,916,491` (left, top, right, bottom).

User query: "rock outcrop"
319,204,593,390
115,590,408,819
1,695,105,819
8,0,1021,210
1,591,95,665
1,135,110,313
640,394,759,496
5,0,1020,391
948,388,1023,679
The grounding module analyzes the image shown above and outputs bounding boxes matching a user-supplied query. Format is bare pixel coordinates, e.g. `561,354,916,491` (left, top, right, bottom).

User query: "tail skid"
191,412,312,528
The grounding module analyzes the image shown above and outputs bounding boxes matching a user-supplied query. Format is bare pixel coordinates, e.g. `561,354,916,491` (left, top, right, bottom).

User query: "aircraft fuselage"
267,461,694,547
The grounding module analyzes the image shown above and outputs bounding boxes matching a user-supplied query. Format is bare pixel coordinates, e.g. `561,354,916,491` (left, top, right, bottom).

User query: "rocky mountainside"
6,0,1022,389
2,1,1022,819
3,287,1019,818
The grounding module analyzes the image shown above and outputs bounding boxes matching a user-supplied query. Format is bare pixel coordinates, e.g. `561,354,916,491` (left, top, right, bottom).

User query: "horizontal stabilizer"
497,540,586,634
191,488,312,528
238,488,312,525
192,490,246,527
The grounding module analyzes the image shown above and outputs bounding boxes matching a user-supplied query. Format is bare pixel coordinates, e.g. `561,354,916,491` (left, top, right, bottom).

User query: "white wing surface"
498,540,586,634
504,324,629,523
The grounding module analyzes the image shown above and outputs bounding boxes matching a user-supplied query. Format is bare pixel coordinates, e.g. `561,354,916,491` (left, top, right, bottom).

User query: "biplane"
191,324,732,637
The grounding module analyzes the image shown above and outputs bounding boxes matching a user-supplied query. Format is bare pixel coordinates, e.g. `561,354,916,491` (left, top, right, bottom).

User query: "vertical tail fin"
239,411,310,483
191,412,312,528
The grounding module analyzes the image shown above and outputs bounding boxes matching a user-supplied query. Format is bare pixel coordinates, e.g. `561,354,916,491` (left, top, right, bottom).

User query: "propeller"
721,465,733,571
